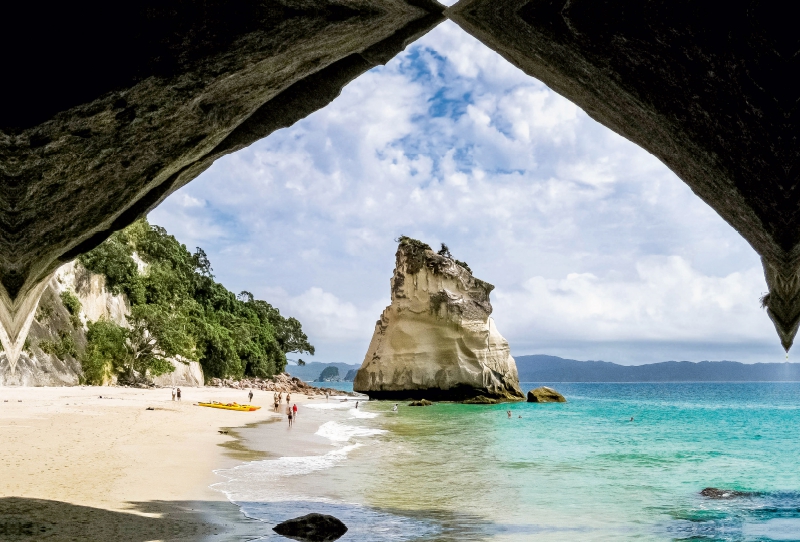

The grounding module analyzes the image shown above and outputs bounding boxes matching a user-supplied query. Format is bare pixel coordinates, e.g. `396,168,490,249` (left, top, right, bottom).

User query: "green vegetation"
60,290,82,328
39,330,77,359
437,242,471,273
396,236,432,275
77,219,314,384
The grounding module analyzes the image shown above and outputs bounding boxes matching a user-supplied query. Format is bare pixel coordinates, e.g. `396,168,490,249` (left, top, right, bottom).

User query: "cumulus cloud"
150,21,781,364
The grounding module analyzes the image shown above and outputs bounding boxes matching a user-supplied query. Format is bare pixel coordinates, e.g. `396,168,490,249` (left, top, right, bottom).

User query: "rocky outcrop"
700,488,755,500
354,238,523,401
152,359,205,388
208,373,351,397
447,0,800,351
0,0,445,370
527,387,566,403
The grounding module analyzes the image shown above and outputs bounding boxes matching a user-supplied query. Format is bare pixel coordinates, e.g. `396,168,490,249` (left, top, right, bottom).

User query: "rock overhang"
0,0,445,370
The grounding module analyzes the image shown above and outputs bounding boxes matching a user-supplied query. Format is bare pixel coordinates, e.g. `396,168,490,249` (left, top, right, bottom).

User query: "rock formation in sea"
527,386,566,403
353,238,523,401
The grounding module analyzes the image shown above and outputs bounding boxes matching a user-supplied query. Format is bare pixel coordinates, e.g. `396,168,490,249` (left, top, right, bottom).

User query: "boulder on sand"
527,387,566,403
272,513,348,542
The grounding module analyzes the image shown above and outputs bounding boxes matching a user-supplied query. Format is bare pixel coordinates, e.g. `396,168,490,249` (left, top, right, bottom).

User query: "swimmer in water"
630,417,634,422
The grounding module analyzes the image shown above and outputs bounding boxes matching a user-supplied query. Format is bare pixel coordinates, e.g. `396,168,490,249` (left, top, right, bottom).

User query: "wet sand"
0,386,322,541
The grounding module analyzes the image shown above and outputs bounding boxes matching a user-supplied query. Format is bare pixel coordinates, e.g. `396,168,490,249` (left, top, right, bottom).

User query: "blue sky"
150,21,784,366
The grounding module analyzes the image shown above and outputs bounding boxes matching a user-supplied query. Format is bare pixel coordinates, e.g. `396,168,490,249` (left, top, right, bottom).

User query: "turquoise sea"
215,383,800,541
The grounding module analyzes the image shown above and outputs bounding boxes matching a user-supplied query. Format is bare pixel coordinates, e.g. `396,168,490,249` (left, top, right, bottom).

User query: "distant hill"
515,355,800,382
285,362,361,382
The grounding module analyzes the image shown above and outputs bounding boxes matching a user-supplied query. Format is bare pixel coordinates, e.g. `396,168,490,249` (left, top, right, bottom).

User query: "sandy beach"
0,385,328,541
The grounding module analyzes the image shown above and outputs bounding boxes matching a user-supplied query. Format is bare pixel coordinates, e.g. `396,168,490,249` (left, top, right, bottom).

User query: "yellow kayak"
198,401,261,412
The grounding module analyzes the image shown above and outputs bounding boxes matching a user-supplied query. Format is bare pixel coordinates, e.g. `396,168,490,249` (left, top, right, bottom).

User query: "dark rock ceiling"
448,0,800,351
1,0,798,364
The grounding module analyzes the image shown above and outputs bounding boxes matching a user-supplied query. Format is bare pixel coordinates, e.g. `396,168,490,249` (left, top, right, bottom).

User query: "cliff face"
354,239,523,401
0,261,203,387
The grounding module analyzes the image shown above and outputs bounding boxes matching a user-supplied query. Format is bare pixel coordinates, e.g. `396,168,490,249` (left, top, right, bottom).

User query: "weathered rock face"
0,261,204,386
0,0,444,369
354,239,524,401
526,386,566,403
447,0,800,351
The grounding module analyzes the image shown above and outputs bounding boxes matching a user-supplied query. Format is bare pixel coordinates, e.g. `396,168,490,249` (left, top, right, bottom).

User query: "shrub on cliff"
78,219,315,381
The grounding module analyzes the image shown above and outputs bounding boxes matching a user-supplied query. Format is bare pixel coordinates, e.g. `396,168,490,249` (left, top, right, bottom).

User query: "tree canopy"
78,219,314,383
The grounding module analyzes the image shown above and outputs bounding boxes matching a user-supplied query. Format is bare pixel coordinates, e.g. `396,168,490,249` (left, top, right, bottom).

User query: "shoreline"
0,385,335,541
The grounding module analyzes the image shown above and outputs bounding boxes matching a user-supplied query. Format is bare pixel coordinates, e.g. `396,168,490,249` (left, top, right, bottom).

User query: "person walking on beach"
392,404,398,412
325,392,329,402
292,403,298,420
286,393,291,405
355,401,359,409
171,388,176,401
248,389,253,403
288,408,293,427
177,388,182,401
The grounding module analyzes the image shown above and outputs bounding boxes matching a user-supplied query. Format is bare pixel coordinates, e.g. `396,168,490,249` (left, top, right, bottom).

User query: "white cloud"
494,257,771,343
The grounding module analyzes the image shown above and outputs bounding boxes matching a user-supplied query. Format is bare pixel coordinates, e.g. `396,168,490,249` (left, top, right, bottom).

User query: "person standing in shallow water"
286,393,291,405
292,403,298,420
287,404,293,427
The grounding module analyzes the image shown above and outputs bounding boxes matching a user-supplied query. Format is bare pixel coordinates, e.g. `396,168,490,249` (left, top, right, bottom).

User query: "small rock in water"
408,399,432,406
527,386,566,403
462,395,498,404
273,513,348,542
700,487,754,499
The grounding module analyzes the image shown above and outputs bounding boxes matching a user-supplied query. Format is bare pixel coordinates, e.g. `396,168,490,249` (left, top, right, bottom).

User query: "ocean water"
214,383,800,541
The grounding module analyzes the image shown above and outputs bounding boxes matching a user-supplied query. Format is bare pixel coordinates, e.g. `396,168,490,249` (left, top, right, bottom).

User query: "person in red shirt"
292,403,298,420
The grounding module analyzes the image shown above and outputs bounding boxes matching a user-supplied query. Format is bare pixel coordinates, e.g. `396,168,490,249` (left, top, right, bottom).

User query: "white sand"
0,386,319,540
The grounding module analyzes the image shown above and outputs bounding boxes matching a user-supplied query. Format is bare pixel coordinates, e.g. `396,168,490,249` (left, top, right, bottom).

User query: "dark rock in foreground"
527,387,566,403
408,399,432,406
273,513,348,542
700,487,756,500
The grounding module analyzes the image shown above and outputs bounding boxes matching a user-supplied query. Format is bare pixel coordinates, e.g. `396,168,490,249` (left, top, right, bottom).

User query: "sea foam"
316,420,386,442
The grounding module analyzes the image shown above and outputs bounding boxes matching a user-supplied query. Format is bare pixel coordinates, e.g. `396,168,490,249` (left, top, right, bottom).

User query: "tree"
297,359,306,366
77,218,315,381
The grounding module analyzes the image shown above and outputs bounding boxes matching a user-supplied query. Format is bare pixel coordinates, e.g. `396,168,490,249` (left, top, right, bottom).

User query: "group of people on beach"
270,391,298,426
273,391,291,412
